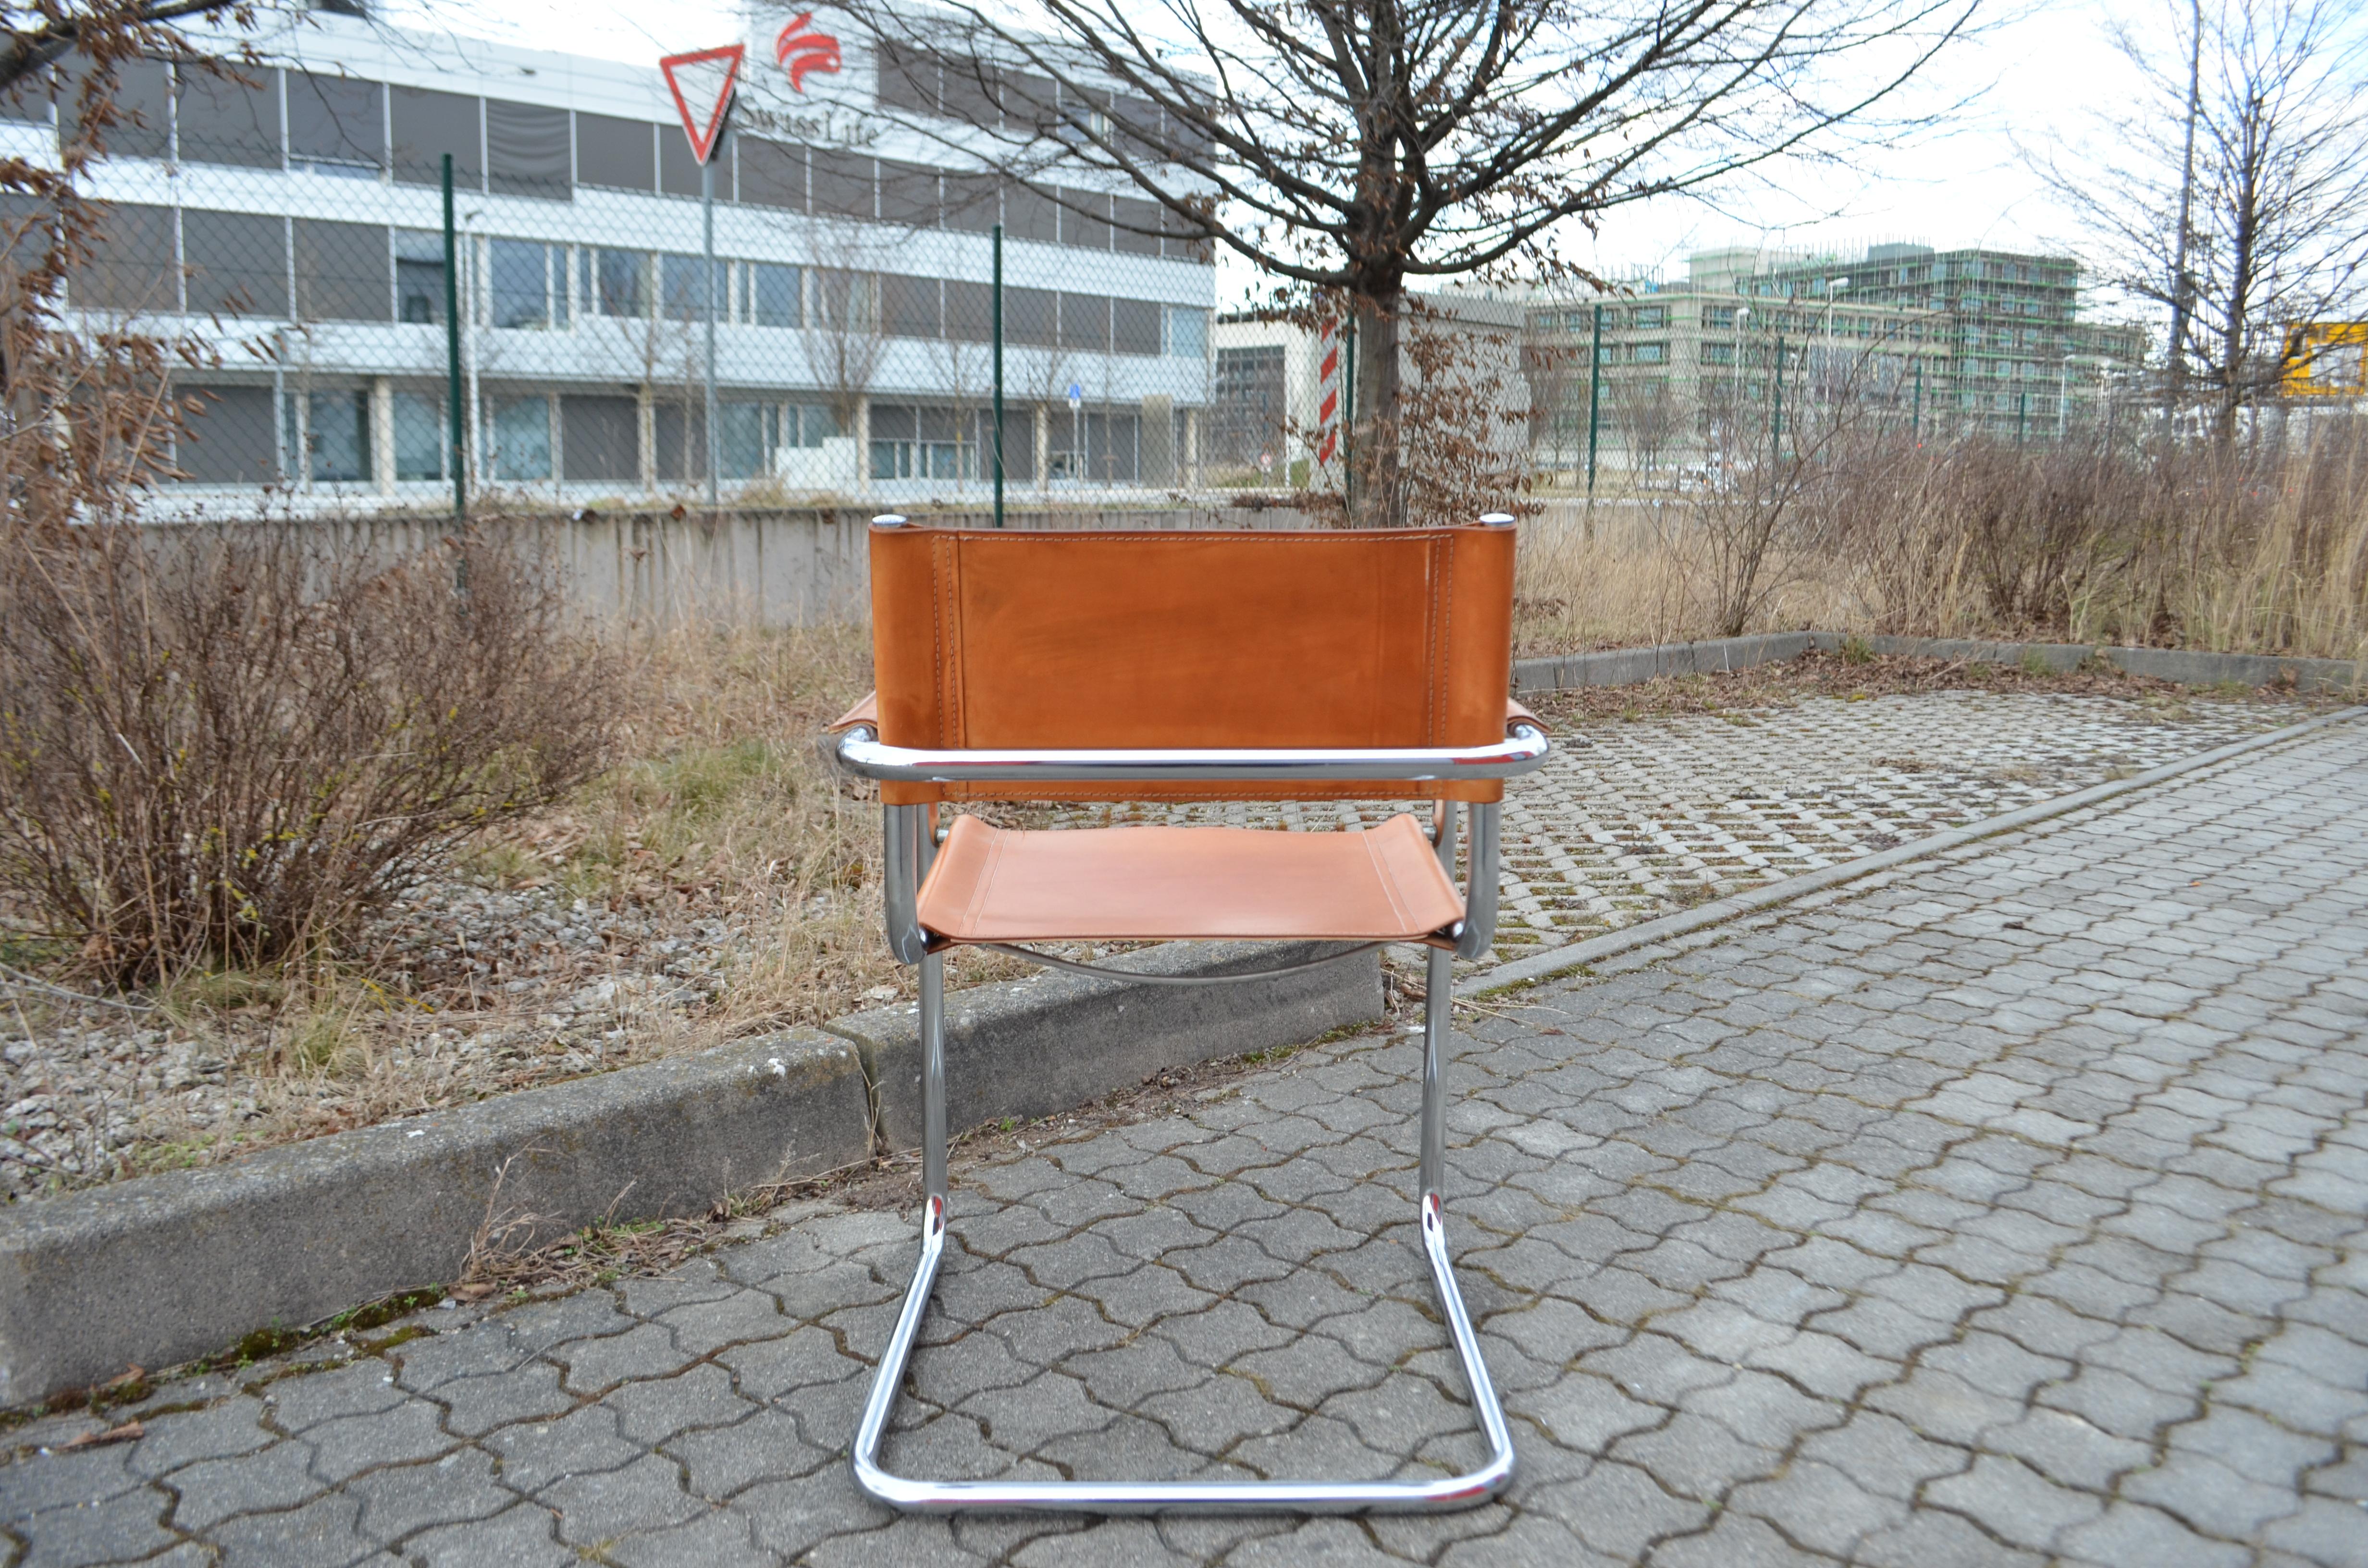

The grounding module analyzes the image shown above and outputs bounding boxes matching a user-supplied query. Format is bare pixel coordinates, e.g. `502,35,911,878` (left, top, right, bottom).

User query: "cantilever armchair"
829,515,1550,1514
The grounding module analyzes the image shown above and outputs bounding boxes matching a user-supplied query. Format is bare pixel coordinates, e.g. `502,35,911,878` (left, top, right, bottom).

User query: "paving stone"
167,1438,323,1531
348,1448,515,1544
404,1501,577,1567
1924,1452,2106,1551
2055,1501,2252,1568
206,1490,373,1567
543,1450,701,1544
13,1490,179,1568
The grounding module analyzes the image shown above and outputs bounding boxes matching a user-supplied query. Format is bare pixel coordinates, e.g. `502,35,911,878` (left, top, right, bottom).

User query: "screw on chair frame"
832,725,1548,1513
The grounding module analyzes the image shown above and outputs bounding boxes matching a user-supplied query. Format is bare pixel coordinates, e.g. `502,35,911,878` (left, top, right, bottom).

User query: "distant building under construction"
1520,244,2147,480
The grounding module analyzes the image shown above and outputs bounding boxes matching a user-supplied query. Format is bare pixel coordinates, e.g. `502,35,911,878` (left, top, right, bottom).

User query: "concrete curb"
1513,629,2364,695
0,1028,871,1406
1466,704,2368,997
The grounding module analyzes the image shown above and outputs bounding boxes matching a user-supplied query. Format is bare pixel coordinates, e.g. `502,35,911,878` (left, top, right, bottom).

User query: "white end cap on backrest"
1478,513,1517,527
872,514,910,528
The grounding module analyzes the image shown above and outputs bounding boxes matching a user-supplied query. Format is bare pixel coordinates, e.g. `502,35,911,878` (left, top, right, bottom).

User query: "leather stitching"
961,821,1007,938
1362,821,1416,932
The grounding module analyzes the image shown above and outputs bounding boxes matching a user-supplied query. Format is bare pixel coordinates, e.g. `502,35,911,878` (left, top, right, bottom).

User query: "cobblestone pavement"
5,712,2363,1566
1061,691,2300,965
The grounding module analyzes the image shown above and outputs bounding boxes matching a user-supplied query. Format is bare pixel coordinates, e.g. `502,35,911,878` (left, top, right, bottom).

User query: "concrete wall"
151,504,1325,630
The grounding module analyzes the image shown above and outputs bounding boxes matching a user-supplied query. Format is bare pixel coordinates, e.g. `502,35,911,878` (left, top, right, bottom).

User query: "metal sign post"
1066,381,1084,485
659,44,746,510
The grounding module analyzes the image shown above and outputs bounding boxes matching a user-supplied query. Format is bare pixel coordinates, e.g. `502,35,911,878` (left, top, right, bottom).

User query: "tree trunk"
1351,290,1407,526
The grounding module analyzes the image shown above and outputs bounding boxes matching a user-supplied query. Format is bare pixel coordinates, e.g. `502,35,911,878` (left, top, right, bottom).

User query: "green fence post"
1586,303,1603,500
442,153,464,523
992,222,1004,528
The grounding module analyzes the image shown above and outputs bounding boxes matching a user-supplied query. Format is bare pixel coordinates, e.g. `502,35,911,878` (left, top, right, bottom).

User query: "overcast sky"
380,0,2166,301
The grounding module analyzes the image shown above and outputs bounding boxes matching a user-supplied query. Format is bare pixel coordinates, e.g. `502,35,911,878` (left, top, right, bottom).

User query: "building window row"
63,205,1209,355
11,58,1208,259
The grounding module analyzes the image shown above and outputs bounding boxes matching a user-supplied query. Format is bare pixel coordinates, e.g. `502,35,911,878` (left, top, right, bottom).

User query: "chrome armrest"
834,724,1552,784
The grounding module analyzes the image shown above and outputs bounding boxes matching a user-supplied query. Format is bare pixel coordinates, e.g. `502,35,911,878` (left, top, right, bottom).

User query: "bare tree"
812,0,1977,522
2036,0,2368,444
799,222,887,490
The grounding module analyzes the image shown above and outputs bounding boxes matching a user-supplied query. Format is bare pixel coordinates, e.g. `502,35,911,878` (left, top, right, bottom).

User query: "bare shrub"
0,525,615,981
1812,422,2368,656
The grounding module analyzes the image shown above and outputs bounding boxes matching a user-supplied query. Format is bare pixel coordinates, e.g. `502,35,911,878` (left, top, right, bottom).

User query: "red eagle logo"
775,12,842,93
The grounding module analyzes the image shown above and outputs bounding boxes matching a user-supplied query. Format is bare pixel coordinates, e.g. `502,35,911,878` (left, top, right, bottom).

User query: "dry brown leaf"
62,1421,144,1450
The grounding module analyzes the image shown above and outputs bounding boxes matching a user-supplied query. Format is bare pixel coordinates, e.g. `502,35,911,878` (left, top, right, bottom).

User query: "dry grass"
1514,433,2368,664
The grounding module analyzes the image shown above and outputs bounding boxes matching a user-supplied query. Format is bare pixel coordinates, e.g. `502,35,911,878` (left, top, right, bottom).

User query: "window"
70,201,175,313
939,59,1005,129
944,279,990,343
1633,342,1667,365
654,402,706,482
720,402,783,478
302,390,370,483
488,239,564,328
58,57,168,157
1059,293,1106,353
1166,306,1207,358
1704,306,1737,328
1703,342,1736,365
746,262,799,327
177,65,280,167
1006,285,1055,347
561,394,638,482
786,405,837,447
286,71,381,174
878,159,939,226
1111,195,1161,257
391,86,481,189
1005,184,1059,244
867,404,981,481
1631,306,1665,330
183,209,287,318
876,41,938,115
395,231,446,323
575,113,653,192
659,125,713,198
738,137,802,208
880,273,938,339
943,172,999,233
592,248,651,318
659,252,711,321
485,395,552,480
176,385,277,483
1060,188,1109,250
1112,297,1160,356
486,99,569,200
810,149,873,217
1211,344,1285,468
393,391,444,479
294,220,389,322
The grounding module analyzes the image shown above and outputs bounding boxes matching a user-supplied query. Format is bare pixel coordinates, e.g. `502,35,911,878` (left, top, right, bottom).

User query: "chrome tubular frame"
835,724,1552,786
841,728,1543,1514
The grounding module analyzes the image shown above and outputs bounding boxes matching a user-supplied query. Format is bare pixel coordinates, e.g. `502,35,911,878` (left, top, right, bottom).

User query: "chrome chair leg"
848,941,1516,1514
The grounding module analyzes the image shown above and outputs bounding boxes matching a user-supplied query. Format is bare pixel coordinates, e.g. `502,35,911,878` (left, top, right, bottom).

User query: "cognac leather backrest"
867,520,1517,804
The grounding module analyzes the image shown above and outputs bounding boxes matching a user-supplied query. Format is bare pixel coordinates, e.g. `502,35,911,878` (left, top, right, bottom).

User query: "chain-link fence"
13,43,1216,514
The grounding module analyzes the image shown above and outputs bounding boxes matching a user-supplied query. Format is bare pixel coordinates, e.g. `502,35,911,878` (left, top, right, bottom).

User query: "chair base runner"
848,1188,1517,1514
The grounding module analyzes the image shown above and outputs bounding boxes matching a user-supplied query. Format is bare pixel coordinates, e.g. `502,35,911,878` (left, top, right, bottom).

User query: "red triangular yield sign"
659,44,746,165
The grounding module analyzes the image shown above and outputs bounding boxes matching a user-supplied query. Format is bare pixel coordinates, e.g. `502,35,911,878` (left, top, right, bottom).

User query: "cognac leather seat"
915,812,1465,945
